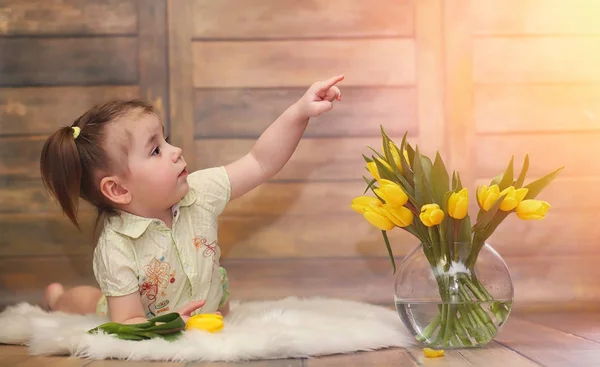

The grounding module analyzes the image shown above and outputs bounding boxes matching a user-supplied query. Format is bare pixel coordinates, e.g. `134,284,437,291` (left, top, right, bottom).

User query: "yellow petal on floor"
423,347,445,358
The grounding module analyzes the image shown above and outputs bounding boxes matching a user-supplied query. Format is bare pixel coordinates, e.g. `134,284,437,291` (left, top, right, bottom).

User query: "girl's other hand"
175,299,206,321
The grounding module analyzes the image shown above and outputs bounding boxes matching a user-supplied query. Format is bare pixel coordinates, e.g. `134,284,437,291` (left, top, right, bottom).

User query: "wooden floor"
1,312,599,366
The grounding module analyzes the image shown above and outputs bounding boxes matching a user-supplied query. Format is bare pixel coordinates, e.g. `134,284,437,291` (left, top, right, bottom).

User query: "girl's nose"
171,145,183,162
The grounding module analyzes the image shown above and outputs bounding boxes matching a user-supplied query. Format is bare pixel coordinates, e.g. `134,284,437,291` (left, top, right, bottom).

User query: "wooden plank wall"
203,0,600,310
468,0,600,308
189,0,435,301
0,0,168,305
1,0,599,311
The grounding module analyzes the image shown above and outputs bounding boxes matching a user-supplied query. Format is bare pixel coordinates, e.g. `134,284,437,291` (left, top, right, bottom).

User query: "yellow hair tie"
72,126,81,139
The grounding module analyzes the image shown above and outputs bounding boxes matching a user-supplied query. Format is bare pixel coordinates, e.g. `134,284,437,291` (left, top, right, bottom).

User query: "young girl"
39,75,344,324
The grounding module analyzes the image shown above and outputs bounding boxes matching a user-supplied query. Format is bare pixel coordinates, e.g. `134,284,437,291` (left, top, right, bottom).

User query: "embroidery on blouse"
193,235,217,258
139,256,175,317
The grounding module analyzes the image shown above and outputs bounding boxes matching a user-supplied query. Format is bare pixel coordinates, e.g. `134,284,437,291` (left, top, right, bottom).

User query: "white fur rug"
0,297,412,362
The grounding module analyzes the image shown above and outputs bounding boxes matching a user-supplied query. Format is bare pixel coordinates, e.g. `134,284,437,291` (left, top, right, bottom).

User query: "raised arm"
225,75,344,200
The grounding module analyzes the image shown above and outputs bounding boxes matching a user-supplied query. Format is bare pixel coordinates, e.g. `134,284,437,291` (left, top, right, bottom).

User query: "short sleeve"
186,166,231,216
92,230,139,297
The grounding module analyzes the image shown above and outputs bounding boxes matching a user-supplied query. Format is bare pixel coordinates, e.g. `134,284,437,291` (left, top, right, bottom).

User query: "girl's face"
109,112,189,216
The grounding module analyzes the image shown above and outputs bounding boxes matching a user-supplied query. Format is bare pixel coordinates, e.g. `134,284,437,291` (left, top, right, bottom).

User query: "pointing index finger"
319,74,345,91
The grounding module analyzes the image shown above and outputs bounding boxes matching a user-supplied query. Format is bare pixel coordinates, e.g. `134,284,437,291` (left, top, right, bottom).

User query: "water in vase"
395,299,513,348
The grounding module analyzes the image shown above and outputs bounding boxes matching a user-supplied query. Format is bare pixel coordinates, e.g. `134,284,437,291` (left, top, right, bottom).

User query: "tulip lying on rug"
87,312,225,341
0,297,413,362
88,312,188,341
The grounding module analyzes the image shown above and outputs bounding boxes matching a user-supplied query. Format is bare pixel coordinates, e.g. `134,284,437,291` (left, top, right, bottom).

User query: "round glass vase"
394,241,514,348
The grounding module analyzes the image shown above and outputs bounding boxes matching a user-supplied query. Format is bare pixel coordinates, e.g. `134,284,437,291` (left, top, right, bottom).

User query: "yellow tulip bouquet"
351,127,562,347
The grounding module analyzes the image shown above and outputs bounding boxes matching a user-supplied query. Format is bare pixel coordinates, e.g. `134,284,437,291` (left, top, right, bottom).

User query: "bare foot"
41,283,64,312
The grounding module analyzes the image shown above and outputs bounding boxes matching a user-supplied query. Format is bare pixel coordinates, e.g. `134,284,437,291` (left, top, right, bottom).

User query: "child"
39,75,344,324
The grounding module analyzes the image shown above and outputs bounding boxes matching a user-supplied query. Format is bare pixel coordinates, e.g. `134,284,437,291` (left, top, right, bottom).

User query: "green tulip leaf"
404,140,416,166
381,129,404,180
442,191,453,212
362,176,378,194
479,210,509,242
490,172,504,186
367,146,386,161
472,194,507,232
524,166,564,200
398,132,414,183
432,152,450,205
498,156,514,190
452,171,457,191
458,214,473,243
413,147,434,205
372,155,396,181
455,171,464,190
515,154,529,188
381,230,396,274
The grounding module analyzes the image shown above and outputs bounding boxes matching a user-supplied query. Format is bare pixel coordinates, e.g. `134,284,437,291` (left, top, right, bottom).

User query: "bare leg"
41,282,102,315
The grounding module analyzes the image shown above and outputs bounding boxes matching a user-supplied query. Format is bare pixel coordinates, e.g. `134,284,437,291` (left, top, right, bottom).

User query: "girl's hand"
175,299,206,322
296,75,344,119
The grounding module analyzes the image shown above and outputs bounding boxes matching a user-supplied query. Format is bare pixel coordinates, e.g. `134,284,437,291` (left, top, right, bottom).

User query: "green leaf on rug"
88,312,186,341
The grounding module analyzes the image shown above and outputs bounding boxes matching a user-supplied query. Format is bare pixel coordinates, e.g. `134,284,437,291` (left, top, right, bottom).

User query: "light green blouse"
92,166,231,318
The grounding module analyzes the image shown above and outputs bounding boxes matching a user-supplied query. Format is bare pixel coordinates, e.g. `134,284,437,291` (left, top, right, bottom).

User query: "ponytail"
40,126,83,229
39,99,156,234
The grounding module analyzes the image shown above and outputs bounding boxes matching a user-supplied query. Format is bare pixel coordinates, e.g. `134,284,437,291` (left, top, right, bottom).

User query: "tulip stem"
405,201,419,216
428,228,440,263
437,224,448,270
452,220,461,262
416,268,510,347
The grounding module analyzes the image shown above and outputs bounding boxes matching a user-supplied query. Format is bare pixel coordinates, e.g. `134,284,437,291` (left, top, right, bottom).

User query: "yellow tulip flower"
351,196,382,213
363,207,395,230
351,196,395,230
366,158,393,181
447,188,468,219
366,161,380,181
374,179,409,207
383,142,411,172
402,149,410,167
420,204,445,227
498,186,529,211
516,199,550,220
382,204,413,227
381,141,410,173
389,144,403,172
186,313,224,333
476,184,500,211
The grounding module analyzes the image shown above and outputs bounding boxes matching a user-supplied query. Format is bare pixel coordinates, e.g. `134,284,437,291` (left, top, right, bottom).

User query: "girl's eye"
152,147,161,156
165,135,170,144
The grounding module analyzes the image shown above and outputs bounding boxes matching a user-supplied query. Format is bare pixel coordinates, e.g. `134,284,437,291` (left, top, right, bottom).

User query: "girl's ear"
100,176,131,206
